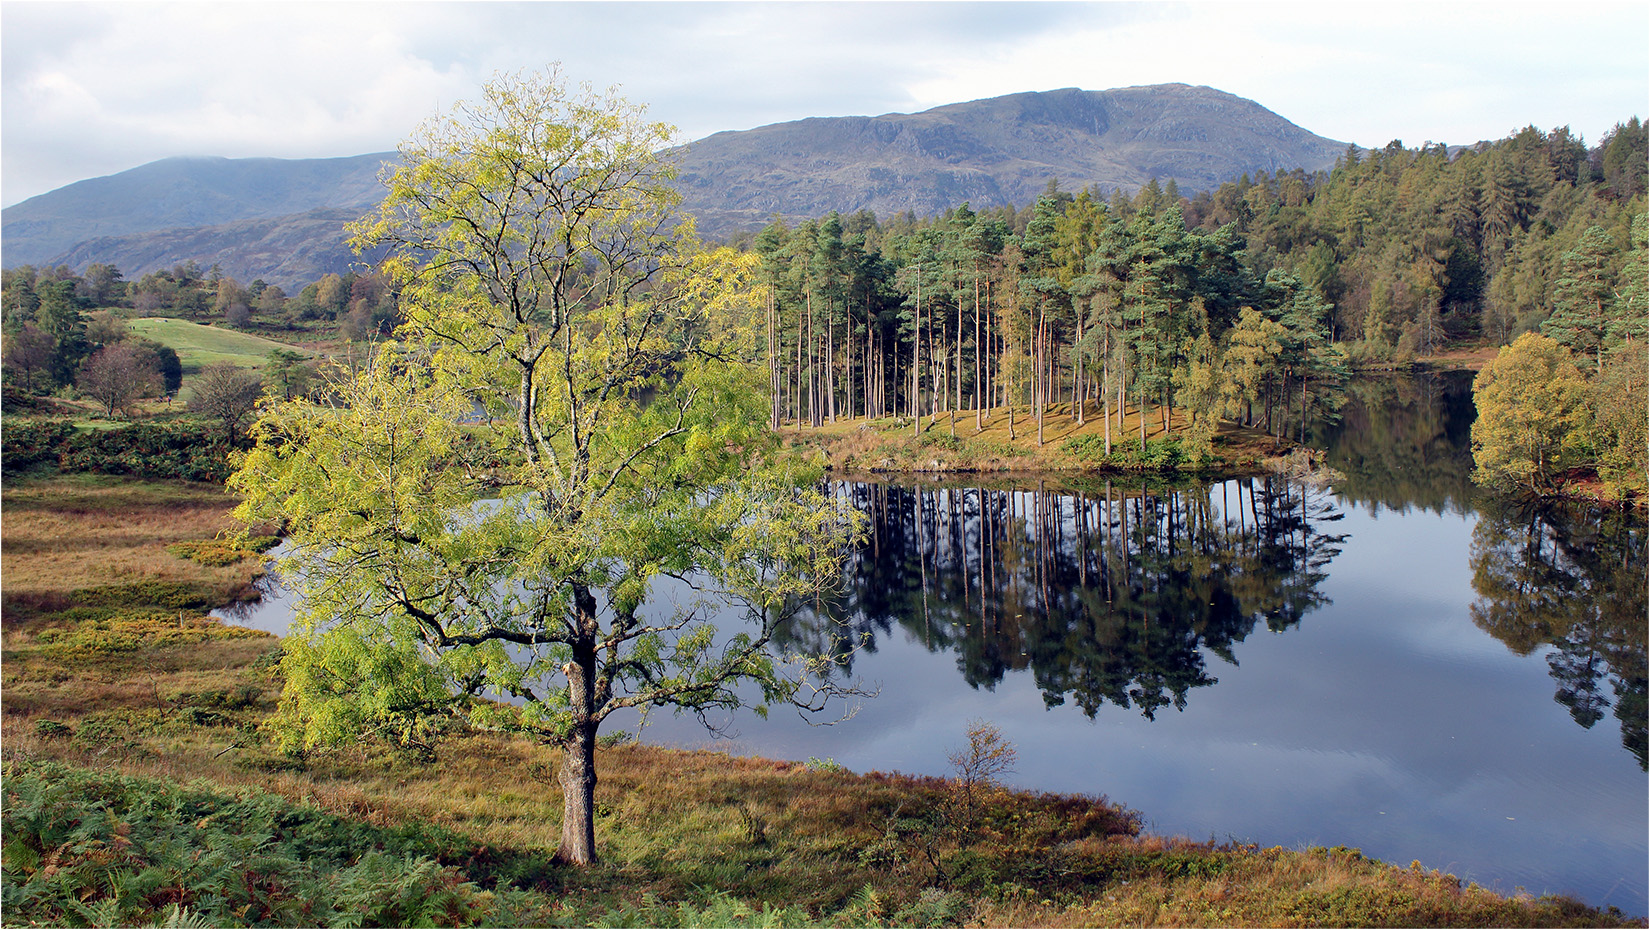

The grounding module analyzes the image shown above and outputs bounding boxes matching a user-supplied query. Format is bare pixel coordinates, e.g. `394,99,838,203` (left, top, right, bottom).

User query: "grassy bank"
778,401,1309,479
1,474,1636,927
125,317,312,376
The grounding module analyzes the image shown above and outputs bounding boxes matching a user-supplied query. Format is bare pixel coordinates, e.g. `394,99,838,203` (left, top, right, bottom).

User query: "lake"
217,371,1648,916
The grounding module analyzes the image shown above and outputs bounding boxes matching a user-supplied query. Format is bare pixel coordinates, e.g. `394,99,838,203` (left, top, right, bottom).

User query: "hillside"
2,84,1345,288
125,317,312,375
45,208,391,291
2,153,391,269
672,83,1345,233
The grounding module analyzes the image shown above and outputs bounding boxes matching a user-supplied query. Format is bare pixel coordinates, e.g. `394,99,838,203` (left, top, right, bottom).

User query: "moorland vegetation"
1,67,1645,928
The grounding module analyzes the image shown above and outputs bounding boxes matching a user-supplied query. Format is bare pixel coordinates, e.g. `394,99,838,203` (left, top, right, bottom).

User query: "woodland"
4,118,1645,499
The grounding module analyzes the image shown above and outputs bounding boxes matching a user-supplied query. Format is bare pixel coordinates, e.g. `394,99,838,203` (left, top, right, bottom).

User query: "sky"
3,0,1647,208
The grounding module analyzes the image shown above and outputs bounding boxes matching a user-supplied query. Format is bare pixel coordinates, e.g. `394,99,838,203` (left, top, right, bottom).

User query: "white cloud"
3,1,1646,207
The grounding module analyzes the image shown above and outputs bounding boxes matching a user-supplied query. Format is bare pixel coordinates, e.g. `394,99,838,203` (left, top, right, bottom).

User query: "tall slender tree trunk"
865,303,875,420
1138,303,1147,450
828,301,838,423
1076,349,1084,426
974,269,983,432
846,302,855,421
1103,330,1112,456
912,267,921,436
953,291,962,437
805,291,815,428
1036,308,1046,446
767,291,780,430
794,300,804,433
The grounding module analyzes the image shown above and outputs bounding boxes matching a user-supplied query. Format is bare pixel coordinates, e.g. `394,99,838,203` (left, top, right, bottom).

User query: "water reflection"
1308,369,1478,515
785,477,1348,720
1469,498,1649,770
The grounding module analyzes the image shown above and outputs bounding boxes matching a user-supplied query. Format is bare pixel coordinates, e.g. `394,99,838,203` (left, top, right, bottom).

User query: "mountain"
671,84,1346,233
3,153,391,267
2,84,1346,289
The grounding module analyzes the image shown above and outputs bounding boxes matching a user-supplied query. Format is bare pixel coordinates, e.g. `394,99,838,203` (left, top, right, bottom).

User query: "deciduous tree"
3,323,57,393
230,68,863,868
76,343,161,416
1470,333,1590,494
188,362,263,444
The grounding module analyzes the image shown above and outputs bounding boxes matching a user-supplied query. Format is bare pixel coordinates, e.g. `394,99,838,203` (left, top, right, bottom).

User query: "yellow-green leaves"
1471,333,1592,494
233,68,863,787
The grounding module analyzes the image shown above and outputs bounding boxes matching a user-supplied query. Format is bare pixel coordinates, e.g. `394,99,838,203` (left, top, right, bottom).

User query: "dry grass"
2,473,1638,928
784,401,1287,474
1417,345,1502,372
1,473,267,621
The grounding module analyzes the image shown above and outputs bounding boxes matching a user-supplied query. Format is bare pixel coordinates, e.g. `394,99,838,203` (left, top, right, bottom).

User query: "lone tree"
188,362,264,445
229,68,862,866
76,343,161,416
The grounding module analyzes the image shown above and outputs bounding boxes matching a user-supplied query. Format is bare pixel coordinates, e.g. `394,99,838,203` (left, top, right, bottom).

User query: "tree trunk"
556,720,599,864
913,268,922,436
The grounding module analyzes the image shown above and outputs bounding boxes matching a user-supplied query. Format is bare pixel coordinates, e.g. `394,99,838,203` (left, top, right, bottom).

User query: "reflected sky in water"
596,490,1645,915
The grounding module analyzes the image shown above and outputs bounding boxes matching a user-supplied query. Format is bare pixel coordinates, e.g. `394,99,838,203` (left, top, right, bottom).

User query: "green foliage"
38,420,241,481
0,759,521,928
0,418,77,474
32,719,73,740
1063,434,1192,471
234,68,864,866
1470,333,1592,494
1587,342,1649,500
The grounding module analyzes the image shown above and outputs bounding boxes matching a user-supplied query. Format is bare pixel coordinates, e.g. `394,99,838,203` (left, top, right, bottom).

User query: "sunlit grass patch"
126,317,309,376
33,611,267,661
1,474,266,623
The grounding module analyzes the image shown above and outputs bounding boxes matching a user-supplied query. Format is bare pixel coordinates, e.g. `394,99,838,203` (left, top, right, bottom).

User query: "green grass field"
127,318,312,375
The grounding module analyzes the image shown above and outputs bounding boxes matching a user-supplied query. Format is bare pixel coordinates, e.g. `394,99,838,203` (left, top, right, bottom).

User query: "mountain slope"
672,84,1345,231
2,154,392,270
3,84,1346,289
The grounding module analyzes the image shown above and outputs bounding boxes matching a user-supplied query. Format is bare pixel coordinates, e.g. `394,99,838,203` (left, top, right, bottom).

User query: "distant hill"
671,84,1346,232
3,153,391,268
2,84,1346,289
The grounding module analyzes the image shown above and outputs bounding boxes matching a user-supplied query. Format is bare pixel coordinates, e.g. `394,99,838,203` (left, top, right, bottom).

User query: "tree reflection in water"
781,476,1348,721
1470,498,1648,770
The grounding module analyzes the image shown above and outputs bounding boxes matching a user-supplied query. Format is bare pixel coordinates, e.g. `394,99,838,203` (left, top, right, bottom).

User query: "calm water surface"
218,372,1648,915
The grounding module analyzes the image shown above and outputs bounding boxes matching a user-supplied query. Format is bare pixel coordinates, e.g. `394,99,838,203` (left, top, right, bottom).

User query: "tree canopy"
230,68,863,866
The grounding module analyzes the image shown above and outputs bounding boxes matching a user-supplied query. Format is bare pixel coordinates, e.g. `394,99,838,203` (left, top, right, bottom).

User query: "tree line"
740,118,1646,495
1,259,398,423
4,117,1644,495
1,261,400,391
1177,120,1646,353
749,190,1347,457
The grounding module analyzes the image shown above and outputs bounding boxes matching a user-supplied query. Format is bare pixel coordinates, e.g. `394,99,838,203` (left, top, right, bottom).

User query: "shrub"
1,418,77,474
32,720,73,740
1063,435,1190,471
167,535,279,567
0,759,515,928
56,421,241,482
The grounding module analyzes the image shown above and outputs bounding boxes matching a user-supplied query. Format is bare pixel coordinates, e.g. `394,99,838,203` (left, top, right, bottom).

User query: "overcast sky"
3,1,1646,207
